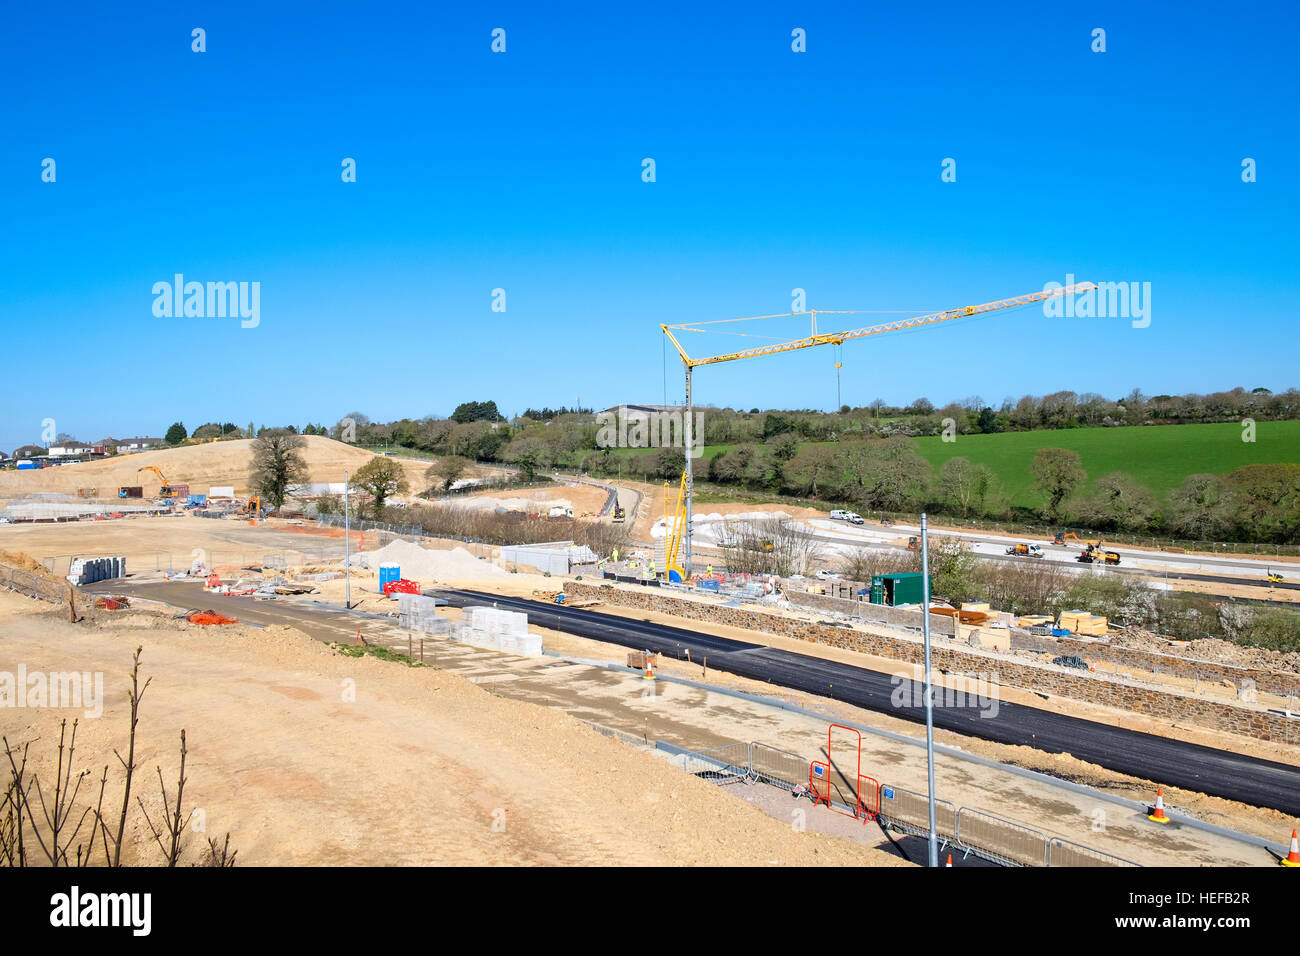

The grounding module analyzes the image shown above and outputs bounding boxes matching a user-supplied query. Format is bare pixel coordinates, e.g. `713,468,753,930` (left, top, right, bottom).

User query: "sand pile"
348,538,504,579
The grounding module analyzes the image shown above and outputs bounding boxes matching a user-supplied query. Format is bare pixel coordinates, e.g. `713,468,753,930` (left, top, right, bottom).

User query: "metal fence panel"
878,785,957,840
749,742,808,792
1049,837,1140,868
676,742,753,784
957,807,1048,867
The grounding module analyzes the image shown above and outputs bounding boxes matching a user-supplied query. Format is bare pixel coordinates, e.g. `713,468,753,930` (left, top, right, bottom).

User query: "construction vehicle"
1076,544,1120,566
907,536,920,551
1006,543,1044,558
760,537,775,553
1267,570,1284,585
243,495,263,517
612,506,626,522
137,465,175,497
1053,531,1080,546
662,473,688,581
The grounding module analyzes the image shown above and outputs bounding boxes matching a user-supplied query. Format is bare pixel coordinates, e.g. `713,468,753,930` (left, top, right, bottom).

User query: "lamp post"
920,512,937,868
344,470,351,609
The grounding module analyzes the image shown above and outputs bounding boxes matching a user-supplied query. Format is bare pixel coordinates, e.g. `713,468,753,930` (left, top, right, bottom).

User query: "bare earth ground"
3,516,1297,863
0,590,898,867
0,436,429,501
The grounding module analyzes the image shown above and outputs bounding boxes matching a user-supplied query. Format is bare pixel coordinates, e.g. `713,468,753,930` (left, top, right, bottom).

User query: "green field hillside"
609,421,1299,507
912,421,1300,506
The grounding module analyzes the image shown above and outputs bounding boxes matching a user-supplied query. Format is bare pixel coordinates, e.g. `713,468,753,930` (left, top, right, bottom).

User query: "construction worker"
706,564,713,576
649,560,656,577
612,548,619,563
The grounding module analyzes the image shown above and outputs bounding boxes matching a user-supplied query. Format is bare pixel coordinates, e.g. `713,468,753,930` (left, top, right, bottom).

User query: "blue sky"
2,1,1296,451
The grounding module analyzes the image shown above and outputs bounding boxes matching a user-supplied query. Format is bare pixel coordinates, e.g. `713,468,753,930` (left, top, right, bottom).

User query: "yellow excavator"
137,465,175,497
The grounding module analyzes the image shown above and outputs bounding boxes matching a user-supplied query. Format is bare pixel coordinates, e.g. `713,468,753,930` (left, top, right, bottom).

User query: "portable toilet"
378,564,400,591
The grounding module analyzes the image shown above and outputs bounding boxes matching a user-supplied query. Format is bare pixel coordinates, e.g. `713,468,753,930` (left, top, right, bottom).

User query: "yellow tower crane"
659,282,1097,579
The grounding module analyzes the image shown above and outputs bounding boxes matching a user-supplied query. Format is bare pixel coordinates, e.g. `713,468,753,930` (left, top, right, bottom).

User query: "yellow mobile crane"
660,282,1097,579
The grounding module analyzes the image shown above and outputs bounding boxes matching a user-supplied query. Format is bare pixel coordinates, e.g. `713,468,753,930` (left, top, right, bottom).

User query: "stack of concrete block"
397,593,450,635
452,606,541,656
67,556,125,585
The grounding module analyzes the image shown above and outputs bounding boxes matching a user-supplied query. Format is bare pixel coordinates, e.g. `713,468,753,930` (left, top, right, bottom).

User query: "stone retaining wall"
567,581,1300,746
782,582,1300,699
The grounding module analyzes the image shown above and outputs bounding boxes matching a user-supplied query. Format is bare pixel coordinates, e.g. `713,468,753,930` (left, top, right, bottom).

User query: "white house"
47,440,94,458
117,437,162,453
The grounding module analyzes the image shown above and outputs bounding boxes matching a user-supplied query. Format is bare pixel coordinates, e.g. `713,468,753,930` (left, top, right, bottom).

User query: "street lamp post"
921,512,938,868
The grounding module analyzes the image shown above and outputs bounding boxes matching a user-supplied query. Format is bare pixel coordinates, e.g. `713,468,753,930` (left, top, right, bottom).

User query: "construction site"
2,286,1298,874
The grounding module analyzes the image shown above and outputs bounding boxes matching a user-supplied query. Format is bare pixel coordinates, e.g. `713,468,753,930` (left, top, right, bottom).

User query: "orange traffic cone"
1283,829,1299,867
945,853,952,867
1148,787,1171,824
642,653,656,680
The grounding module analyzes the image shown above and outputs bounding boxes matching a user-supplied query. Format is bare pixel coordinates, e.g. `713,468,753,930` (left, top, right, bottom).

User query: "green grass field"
913,421,1300,505
609,421,1300,506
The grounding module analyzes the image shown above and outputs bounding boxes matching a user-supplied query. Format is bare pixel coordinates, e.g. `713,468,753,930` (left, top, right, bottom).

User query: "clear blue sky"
2,1,1296,451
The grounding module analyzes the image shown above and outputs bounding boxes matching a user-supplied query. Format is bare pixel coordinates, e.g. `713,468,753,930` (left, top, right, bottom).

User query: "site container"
869,572,932,606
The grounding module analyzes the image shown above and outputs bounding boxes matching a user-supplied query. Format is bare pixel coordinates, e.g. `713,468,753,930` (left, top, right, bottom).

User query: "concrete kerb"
541,649,1290,861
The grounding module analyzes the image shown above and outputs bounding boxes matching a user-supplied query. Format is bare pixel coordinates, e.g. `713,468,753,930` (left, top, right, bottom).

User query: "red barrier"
857,775,880,821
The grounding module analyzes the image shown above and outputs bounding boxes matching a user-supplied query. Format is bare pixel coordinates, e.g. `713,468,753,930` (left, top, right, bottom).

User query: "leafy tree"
451,400,501,424
767,432,800,462
1221,464,1300,544
1166,474,1230,540
248,431,309,510
426,455,470,492
506,437,544,480
164,422,187,446
351,455,409,518
842,437,930,512
1031,447,1086,519
781,445,838,497
1076,472,1156,532
192,423,223,440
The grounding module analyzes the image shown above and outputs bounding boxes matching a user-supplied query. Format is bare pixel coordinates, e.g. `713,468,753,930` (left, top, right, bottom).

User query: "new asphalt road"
437,587,1300,816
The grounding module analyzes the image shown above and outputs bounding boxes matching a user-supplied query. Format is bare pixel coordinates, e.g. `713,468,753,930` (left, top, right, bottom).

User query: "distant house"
48,440,94,458
117,437,162,453
95,437,121,455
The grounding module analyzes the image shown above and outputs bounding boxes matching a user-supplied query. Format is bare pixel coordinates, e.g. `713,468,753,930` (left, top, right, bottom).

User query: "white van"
829,510,850,521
